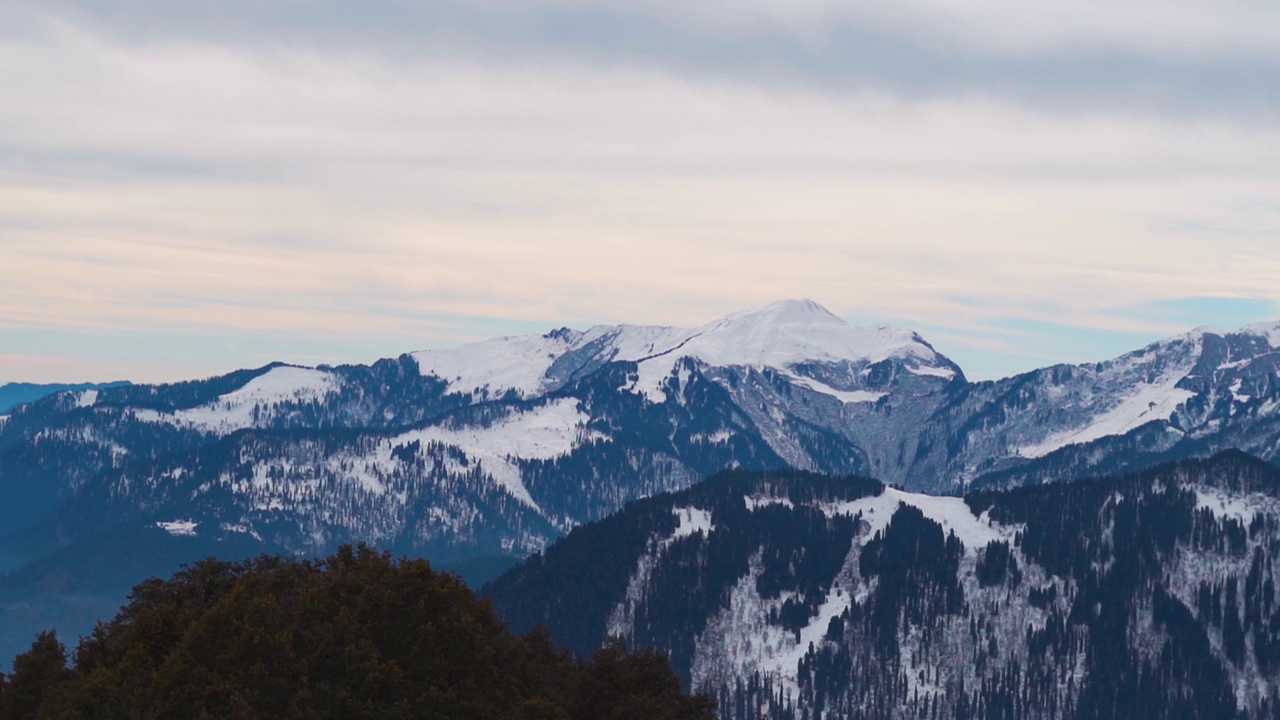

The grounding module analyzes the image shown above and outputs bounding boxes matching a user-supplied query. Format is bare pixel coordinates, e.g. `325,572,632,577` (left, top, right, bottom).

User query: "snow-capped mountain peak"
686,298,937,369
717,298,844,326
410,299,956,402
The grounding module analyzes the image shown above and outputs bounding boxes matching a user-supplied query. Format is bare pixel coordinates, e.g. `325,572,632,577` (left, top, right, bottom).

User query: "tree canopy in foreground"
0,545,715,720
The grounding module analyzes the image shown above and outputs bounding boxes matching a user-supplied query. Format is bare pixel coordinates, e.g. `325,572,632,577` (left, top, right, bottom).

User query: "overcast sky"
3,0,1280,383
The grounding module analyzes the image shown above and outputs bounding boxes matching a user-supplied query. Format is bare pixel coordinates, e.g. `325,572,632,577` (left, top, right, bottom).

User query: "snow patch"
759,584,852,691
608,505,715,640
157,520,198,536
825,488,1014,551
691,430,733,444
1195,488,1263,524
783,372,886,404
221,522,263,541
671,506,714,540
745,495,795,511
908,364,956,379
396,398,599,510
76,389,98,407
1016,382,1196,459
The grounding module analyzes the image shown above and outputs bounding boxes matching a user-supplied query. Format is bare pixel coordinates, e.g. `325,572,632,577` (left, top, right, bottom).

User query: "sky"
3,0,1280,384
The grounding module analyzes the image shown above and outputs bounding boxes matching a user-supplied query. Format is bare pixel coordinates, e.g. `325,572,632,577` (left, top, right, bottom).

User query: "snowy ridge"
133,366,340,432
410,331,583,399
744,486,1016,552
820,487,1017,551
659,299,940,377
411,299,952,403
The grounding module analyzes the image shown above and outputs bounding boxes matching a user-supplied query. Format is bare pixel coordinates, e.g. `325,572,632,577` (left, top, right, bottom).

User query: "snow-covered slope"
907,321,1280,491
488,454,1280,720
1011,333,1205,459
410,299,955,403
131,365,341,432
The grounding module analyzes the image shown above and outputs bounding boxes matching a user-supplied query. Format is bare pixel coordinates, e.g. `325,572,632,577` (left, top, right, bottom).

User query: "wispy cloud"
2,1,1279,382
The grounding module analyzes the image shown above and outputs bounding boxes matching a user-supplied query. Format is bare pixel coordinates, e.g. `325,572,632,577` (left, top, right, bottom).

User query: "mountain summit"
409,299,957,403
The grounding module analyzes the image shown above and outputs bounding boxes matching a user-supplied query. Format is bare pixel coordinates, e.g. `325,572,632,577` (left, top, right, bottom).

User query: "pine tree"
1,631,68,720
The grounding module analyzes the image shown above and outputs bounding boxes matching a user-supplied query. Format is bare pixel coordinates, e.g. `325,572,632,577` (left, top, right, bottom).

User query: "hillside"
486,451,1280,719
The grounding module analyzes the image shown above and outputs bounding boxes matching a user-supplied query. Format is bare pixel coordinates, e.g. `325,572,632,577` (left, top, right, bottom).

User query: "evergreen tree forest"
488,453,1280,720
0,545,715,720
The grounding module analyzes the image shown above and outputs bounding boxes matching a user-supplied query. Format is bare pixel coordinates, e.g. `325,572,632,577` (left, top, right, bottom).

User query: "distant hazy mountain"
487,452,1280,719
0,381,129,414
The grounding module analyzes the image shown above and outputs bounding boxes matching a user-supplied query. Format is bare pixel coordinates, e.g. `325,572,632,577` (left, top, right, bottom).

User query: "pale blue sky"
3,0,1280,383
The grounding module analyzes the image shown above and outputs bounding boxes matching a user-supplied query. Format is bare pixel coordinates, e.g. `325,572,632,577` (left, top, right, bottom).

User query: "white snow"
759,584,852,690
782,372,886,404
1195,488,1263,523
908,364,957,379
157,520,198,536
0,415,8,430
133,366,339,432
745,486,1015,551
620,300,941,402
412,299,948,404
608,505,715,640
221,522,262,541
1017,379,1196,459
671,506,715,539
824,488,1014,551
744,495,795,511
691,430,733,444
665,299,934,371
411,331,582,399
396,398,598,509
1244,320,1280,348
75,389,98,407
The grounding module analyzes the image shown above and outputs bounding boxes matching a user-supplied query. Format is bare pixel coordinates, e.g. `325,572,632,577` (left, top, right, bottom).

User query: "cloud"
13,0,1280,121
1,3,1279,381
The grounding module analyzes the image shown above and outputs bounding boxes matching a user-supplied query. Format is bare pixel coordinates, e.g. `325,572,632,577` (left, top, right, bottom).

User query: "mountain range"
3,299,1280,664
487,451,1280,719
